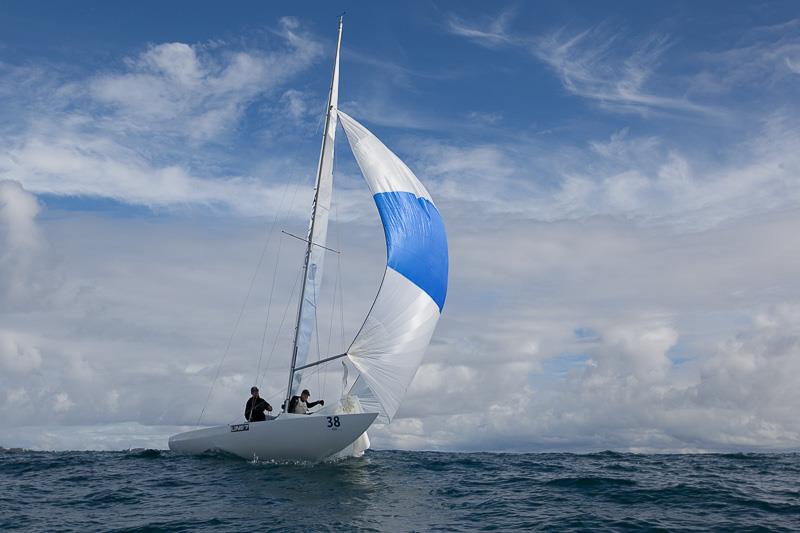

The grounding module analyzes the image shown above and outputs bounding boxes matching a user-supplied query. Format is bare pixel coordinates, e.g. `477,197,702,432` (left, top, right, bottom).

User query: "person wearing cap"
244,386,273,422
288,389,324,414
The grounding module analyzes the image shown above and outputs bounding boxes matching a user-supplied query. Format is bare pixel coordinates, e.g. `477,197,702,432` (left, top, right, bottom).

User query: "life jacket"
289,396,308,414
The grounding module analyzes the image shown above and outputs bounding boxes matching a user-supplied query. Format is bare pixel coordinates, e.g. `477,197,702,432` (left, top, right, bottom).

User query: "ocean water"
1,449,799,532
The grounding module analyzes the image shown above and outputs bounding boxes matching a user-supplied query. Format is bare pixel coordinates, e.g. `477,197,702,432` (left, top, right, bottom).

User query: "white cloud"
2,127,303,216
0,179,40,251
374,305,800,453
281,89,308,121
411,114,800,231
1,198,799,451
0,180,56,308
54,392,74,413
362,207,800,451
1,422,184,451
445,11,713,116
90,17,322,141
0,19,325,215
0,331,42,373
445,8,518,49
692,18,800,92
531,28,713,116
465,111,503,125
448,12,798,116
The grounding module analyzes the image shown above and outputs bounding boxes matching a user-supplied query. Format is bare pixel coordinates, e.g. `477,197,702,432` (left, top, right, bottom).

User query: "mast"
285,16,344,410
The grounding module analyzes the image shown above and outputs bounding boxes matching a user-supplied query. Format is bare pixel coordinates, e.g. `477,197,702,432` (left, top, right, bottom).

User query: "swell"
1,450,798,532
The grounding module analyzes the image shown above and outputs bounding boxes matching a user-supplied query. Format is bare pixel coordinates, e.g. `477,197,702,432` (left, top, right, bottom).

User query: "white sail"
338,111,448,421
291,20,342,380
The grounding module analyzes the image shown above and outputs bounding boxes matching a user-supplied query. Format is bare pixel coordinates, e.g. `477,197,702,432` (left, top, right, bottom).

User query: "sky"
2,1,800,452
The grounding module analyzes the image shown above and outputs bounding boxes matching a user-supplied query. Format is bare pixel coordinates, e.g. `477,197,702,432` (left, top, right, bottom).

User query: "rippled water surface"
2,449,799,531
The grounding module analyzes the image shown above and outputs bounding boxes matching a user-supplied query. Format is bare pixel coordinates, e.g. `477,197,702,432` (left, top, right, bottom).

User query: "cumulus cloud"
0,179,40,251
0,202,386,434
360,206,800,452
691,305,800,444
0,331,43,373
91,17,322,141
1,196,800,451
0,180,51,308
372,300,800,453
0,18,324,215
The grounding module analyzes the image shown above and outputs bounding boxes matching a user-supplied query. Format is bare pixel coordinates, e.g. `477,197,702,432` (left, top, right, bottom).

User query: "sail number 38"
326,416,341,429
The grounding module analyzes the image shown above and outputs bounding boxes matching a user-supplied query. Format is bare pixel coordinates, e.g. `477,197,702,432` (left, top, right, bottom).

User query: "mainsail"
288,18,342,394
338,111,449,421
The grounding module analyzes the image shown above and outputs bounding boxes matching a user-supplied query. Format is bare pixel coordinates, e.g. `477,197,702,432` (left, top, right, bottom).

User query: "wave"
545,476,638,488
1,450,798,531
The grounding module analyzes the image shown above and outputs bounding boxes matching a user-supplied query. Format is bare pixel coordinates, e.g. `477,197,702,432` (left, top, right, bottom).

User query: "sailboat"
168,17,448,461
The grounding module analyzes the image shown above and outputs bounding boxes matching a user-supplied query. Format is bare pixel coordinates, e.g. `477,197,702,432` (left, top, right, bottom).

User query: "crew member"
289,389,324,414
245,386,273,422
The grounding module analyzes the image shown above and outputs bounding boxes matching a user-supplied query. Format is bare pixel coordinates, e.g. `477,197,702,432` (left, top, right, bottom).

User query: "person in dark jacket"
245,386,272,422
288,389,324,414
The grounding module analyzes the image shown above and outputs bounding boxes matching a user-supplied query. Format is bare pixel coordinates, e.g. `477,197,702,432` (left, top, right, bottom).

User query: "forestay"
338,111,448,421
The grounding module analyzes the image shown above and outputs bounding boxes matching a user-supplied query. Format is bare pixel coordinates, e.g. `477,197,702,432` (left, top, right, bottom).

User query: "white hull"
168,412,377,461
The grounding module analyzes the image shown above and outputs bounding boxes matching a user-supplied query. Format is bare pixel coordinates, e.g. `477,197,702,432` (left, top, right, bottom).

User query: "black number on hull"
326,416,341,429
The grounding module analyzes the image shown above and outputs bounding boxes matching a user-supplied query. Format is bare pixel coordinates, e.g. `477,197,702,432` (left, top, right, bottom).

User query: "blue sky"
5,1,796,205
3,1,798,219
2,1,800,451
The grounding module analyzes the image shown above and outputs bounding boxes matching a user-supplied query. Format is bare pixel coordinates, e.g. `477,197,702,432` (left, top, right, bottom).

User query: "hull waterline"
168,412,377,461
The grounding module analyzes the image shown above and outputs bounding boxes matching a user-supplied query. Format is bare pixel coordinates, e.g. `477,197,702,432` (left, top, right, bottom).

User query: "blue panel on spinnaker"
373,191,448,311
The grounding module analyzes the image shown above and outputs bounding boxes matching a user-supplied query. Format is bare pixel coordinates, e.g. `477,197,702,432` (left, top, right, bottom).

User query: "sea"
1,449,799,532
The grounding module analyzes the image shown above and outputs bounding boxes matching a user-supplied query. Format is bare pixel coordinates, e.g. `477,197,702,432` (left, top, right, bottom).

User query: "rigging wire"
305,97,327,391
196,167,301,427
323,186,345,400
312,280,322,396
201,69,342,425
256,264,304,392
253,232,284,388
336,193,348,395
329,194,346,357
227,264,305,426
338,253,346,353
334,192,346,354
324,261,339,359
196,220,274,426
254,168,305,387
322,257,338,402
